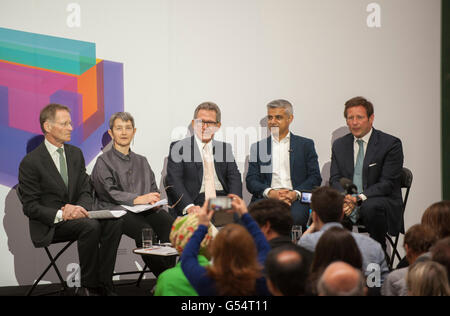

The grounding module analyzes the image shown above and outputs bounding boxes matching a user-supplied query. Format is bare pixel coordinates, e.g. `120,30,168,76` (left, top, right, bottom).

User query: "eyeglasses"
194,119,218,127
53,121,73,128
163,185,184,209
267,115,286,121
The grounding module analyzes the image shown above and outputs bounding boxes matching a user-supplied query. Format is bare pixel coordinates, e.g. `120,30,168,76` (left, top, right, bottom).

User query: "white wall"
0,0,441,286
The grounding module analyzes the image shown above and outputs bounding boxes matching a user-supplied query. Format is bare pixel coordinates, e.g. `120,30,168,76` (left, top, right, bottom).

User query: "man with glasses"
18,103,122,296
246,99,322,228
166,102,242,222
329,96,404,249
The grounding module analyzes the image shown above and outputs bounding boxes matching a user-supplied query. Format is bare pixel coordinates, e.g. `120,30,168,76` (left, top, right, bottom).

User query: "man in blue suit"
330,96,404,249
246,99,322,227
166,102,242,221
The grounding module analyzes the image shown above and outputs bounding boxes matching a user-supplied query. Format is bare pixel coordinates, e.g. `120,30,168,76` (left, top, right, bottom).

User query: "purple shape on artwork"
0,85,8,126
0,61,77,134
0,60,123,188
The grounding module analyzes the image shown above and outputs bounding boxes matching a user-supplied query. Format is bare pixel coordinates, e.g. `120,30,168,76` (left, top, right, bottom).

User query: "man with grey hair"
246,99,321,228
317,261,367,296
166,102,242,222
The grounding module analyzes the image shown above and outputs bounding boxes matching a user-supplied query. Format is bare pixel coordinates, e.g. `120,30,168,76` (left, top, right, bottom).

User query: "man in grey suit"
330,96,404,249
18,103,122,296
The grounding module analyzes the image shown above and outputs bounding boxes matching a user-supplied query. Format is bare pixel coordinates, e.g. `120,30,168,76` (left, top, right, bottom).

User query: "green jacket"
154,255,209,296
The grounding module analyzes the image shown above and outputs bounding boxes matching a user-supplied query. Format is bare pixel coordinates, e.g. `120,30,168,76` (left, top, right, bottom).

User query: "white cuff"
359,194,368,201
54,210,63,224
295,190,302,201
182,204,195,216
263,188,272,198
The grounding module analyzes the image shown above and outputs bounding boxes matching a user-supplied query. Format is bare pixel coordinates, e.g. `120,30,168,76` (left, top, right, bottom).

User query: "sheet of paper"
134,246,178,256
88,210,127,219
121,199,168,213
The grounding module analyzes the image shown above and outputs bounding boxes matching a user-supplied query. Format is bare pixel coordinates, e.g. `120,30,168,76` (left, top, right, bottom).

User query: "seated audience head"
39,103,72,146
403,224,438,265
431,237,450,284
248,199,293,240
264,244,309,296
207,223,262,296
421,201,450,240
170,214,214,258
311,226,363,274
310,186,344,227
192,102,221,143
317,261,366,296
407,261,450,296
266,99,294,139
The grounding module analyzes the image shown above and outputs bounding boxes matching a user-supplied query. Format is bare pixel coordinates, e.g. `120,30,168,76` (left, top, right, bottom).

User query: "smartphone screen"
301,192,312,204
208,197,232,211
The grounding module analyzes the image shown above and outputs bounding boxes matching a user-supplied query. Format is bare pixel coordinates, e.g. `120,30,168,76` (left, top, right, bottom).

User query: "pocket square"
369,163,377,167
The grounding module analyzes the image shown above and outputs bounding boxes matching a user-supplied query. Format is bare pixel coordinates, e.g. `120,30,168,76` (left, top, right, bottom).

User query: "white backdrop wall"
0,0,441,287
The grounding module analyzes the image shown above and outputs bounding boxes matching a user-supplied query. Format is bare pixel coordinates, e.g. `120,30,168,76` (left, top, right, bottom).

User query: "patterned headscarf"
170,214,216,257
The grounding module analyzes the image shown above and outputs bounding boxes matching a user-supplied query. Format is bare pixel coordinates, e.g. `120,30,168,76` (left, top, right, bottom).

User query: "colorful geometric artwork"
0,27,124,187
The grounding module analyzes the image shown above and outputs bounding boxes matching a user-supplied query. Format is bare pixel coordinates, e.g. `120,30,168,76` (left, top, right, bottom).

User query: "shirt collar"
272,131,291,144
111,145,132,161
354,128,373,144
44,138,64,155
320,222,344,232
194,133,213,151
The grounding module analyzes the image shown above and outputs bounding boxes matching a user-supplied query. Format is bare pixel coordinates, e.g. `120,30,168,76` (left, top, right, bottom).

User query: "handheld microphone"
339,178,358,195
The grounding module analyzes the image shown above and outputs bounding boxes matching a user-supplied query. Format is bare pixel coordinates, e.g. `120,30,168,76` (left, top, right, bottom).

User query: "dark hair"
193,102,221,123
421,201,450,239
248,199,293,236
309,227,363,295
344,96,374,119
39,103,71,134
310,187,344,223
404,224,437,254
265,244,309,296
431,237,450,284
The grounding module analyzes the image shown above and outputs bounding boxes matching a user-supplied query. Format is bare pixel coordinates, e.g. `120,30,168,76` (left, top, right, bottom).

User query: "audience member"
317,261,367,296
430,237,450,284
407,261,450,296
264,244,310,296
421,201,450,240
308,226,363,295
154,214,215,296
299,186,389,284
180,194,271,296
382,224,437,296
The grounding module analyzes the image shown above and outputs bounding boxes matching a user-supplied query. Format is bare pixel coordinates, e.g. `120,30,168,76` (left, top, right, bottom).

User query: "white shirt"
182,135,224,215
263,133,301,200
352,128,373,201
44,139,66,223
44,139,67,173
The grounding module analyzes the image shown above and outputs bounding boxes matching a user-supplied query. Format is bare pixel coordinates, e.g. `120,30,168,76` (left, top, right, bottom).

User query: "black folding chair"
26,240,75,296
357,167,413,270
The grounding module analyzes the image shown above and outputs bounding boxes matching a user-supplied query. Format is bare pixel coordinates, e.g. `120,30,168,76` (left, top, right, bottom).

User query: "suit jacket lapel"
363,129,378,189
289,133,296,179
191,136,203,185
344,134,355,178
266,136,273,184
65,145,75,200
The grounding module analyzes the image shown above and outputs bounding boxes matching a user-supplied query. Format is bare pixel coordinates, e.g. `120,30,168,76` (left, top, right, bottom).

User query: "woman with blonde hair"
181,194,271,296
407,261,450,296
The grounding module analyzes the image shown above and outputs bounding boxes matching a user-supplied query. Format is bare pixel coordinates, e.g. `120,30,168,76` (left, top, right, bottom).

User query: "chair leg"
26,241,75,296
136,264,148,288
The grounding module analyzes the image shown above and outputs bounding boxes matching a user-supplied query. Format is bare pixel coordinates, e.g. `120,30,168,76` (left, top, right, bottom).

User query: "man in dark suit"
330,96,404,249
166,102,242,222
18,103,122,296
246,99,322,227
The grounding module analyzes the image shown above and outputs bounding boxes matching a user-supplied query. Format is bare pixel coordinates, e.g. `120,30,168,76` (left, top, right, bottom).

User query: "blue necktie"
349,139,364,223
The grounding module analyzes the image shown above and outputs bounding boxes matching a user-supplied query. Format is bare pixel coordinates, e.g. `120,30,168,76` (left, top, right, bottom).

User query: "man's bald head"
317,261,366,296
